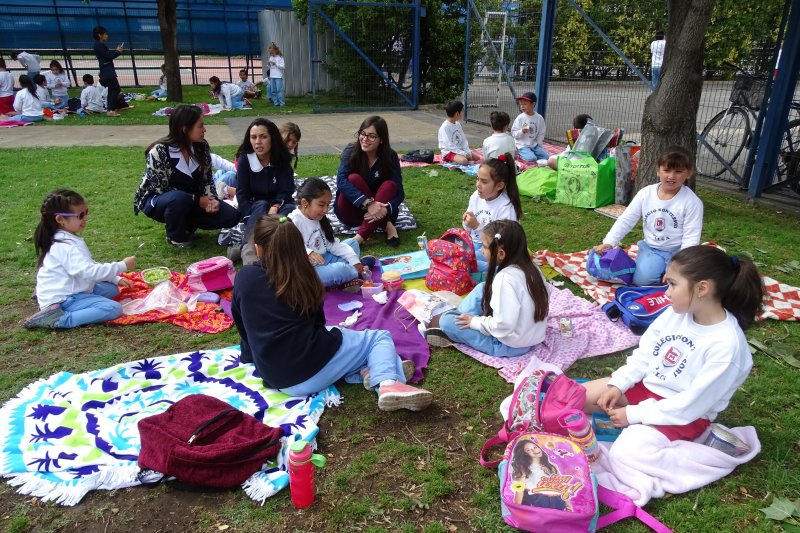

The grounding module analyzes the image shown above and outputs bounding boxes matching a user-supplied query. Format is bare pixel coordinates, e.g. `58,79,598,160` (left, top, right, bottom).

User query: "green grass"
0,148,799,531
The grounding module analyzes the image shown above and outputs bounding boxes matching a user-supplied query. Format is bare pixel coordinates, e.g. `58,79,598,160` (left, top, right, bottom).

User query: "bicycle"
696,62,800,193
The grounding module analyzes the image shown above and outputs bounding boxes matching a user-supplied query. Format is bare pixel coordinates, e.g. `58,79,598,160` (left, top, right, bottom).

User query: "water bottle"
287,440,327,509
361,266,373,286
558,409,600,462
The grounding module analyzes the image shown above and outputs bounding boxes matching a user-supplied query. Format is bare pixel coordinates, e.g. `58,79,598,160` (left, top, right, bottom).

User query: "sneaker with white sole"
23,303,64,329
378,382,433,411
425,327,453,348
361,359,415,390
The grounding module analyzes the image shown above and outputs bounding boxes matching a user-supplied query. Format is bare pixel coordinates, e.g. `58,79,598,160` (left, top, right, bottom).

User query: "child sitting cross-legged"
231,214,433,411
511,91,549,164
482,111,516,160
438,100,479,165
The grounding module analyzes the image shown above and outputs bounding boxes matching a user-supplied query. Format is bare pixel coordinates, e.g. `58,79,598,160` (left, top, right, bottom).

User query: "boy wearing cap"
438,100,480,165
511,91,549,163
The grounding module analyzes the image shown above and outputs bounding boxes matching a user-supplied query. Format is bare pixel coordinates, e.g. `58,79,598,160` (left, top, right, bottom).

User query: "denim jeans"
151,88,167,98
438,282,532,357
651,66,661,90
141,189,241,242
518,144,550,162
230,92,245,109
633,240,677,286
314,238,361,287
213,169,238,188
270,78,285,106
280,328,407,396
57,281,122,328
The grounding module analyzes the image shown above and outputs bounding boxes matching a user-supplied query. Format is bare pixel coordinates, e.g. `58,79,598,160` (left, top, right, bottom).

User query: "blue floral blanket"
0,346,339,505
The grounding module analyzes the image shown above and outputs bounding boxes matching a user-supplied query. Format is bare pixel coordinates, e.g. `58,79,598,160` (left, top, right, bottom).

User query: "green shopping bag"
516,167,558,199
555,153,615,208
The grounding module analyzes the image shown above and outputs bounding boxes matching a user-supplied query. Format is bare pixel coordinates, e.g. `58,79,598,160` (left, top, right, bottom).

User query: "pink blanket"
0,120,33,127
453,285,641,383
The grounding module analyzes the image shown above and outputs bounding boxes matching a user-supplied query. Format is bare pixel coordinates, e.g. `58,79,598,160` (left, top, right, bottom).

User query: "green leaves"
759,496,800,530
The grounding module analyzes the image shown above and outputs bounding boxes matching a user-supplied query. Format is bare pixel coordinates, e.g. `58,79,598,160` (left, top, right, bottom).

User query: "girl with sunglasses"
333,115,404,247
25,189,137,330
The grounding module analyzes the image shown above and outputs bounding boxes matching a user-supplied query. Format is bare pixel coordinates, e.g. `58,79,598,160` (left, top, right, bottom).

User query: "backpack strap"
596,486,673,532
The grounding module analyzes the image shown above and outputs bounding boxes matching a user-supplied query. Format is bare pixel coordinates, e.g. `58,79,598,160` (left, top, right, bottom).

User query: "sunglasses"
358,130,379,142
55,208,89,220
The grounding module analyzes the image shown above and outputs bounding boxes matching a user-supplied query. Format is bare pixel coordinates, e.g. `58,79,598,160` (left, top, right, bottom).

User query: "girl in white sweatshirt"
288,177,371,289
24,189,136,330
426,220,550,357
582,245,763,441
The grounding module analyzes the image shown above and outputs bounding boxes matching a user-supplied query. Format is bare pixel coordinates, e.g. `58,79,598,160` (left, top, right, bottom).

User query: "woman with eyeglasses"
334,116,404,246
24,189,137,330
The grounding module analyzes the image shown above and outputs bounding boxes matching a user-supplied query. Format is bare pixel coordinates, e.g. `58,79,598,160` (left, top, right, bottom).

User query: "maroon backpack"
425,228,478,295
138,394,283,488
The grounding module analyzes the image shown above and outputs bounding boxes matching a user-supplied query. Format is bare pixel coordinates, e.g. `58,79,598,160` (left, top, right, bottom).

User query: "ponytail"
252,214,324,316
34,189,85,267
670,245,763,330
481,154,522,219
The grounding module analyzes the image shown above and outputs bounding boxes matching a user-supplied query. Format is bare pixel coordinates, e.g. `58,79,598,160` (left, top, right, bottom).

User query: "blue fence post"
463,0,471,118
310,0,318,108
412,0,422,109
535,0,556,118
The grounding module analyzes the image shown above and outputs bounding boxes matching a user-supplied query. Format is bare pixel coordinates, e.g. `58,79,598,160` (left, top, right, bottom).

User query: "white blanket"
592,423,760,506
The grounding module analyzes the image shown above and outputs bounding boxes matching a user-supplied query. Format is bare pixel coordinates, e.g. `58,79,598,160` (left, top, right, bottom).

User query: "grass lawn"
0,147,798,532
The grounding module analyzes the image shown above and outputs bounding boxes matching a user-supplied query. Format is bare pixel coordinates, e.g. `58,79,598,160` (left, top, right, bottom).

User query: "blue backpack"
602,285,670,335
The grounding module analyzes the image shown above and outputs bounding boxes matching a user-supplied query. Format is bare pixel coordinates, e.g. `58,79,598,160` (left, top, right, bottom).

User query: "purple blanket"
323,286,430,383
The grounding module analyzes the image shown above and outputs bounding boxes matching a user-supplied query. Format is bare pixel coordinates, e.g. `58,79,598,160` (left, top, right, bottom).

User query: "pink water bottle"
288,440,327,509
558,409,600,462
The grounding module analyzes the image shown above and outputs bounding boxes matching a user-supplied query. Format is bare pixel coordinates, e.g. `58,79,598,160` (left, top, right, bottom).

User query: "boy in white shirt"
236,69,260,99
482,111,516,160
80,74,105,114
11,50,41,78
511,91,549,163
438,100,479,165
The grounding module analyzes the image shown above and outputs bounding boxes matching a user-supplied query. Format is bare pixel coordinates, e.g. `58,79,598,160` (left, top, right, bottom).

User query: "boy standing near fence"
439,100,479,165
511,91,549,164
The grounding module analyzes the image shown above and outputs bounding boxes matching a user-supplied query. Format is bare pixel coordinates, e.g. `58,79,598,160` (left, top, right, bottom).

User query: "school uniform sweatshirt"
288,209,360,266
438,119,470,157
0,71,15,98
608,307,752,426
468,265,548,348
45,71,70,99
81,85,105,113
482,132,516,160
231,264,342,389
36,231,127,308
12,89,43,117
463,190,518,244
603,184,703,251
511,111,546,150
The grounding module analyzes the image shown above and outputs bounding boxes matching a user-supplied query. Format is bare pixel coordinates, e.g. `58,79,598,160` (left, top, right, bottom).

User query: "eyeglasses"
55,208,89,220
358,130,379,142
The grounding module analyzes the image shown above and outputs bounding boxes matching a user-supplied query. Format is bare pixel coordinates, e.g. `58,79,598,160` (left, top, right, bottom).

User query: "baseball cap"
515,91,537,103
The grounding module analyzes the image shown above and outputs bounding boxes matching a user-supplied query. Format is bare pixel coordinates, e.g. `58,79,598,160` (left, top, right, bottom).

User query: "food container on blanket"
140,267,171,287
381,271,404,290
361,283,384,299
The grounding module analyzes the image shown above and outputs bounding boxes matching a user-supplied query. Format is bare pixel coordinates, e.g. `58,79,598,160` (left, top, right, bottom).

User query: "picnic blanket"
593,423,760,507
108,271,233,333
534,246,800,321
323,274,430,382
400,154,444,168
0,346,338,506
439,142,564,175
0,120,33,127
452,285,641,383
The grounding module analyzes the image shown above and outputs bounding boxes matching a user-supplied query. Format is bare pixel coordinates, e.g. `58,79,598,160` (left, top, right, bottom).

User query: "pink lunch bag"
186,256,236,292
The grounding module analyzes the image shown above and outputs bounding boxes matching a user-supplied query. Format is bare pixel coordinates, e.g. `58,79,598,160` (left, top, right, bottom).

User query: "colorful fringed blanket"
0,346,339,506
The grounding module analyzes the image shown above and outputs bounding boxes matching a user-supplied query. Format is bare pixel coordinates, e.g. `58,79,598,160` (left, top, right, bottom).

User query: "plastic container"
140,267,171,287
288,440,327,509
558,409,600,462
381,271,404,290
361,283,384,299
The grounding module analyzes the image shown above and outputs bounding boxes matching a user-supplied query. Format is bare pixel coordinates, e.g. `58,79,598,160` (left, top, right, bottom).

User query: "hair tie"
731,255,740,270
279,216,287,223
498,154,507,162
494,233,501,240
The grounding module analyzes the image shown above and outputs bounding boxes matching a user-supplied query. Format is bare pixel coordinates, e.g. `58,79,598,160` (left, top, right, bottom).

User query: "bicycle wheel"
696,107,750,177
775,118,800,191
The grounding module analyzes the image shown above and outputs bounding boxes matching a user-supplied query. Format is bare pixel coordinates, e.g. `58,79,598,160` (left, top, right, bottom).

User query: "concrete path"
0,109,493,153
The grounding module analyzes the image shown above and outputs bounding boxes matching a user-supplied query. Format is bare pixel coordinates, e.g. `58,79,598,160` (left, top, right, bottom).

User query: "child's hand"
123,256,136,271
454,313,474,329
597,385,623,411
608,406,629,428
593,243,612,254
462,211,478,229
308,252,325,265
118,278,134,289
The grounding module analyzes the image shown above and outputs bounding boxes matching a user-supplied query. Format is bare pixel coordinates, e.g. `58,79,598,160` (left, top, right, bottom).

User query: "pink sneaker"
361,359,415,390
378,382,433,412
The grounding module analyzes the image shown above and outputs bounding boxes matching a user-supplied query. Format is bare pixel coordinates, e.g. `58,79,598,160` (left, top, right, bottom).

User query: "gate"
308,0,421,112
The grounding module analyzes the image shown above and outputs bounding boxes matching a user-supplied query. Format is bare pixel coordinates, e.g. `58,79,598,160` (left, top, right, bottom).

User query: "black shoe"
425,327,453,348
166,237,193,249
360,255,377,269
386,235,400,247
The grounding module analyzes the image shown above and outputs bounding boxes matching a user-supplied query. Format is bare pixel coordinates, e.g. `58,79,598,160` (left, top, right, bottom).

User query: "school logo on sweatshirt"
655,217,665,231
662,346,683,367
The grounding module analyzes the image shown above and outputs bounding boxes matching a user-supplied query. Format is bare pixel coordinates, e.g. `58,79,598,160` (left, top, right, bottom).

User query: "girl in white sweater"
8,75,44,122
45,60,70,109
582,245,763,441
24,189,136,330
267,42,286,107
288,177,372,289
426,220,550,356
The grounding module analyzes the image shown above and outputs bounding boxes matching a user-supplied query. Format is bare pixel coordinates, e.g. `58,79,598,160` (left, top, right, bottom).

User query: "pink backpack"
481,370,586,468
425,228,478,295
186,256,236,292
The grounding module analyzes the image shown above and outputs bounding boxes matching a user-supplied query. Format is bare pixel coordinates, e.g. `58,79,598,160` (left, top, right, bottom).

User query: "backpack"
400,149,435,163
498,432,673,532
186,256,236,292
67,97,81,112
586,248,636,285
425,228,477,295
602,285,670,335
480,370,587,468
137,394,283,489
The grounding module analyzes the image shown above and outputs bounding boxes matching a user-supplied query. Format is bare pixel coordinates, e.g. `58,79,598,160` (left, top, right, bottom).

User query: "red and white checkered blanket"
533,246,800,322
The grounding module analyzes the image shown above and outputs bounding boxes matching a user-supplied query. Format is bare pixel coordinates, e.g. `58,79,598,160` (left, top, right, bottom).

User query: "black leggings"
99,76,122,111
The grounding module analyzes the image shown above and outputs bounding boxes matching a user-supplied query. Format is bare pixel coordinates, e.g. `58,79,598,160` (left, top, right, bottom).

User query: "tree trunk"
638,0,717,190
157,0,182,102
